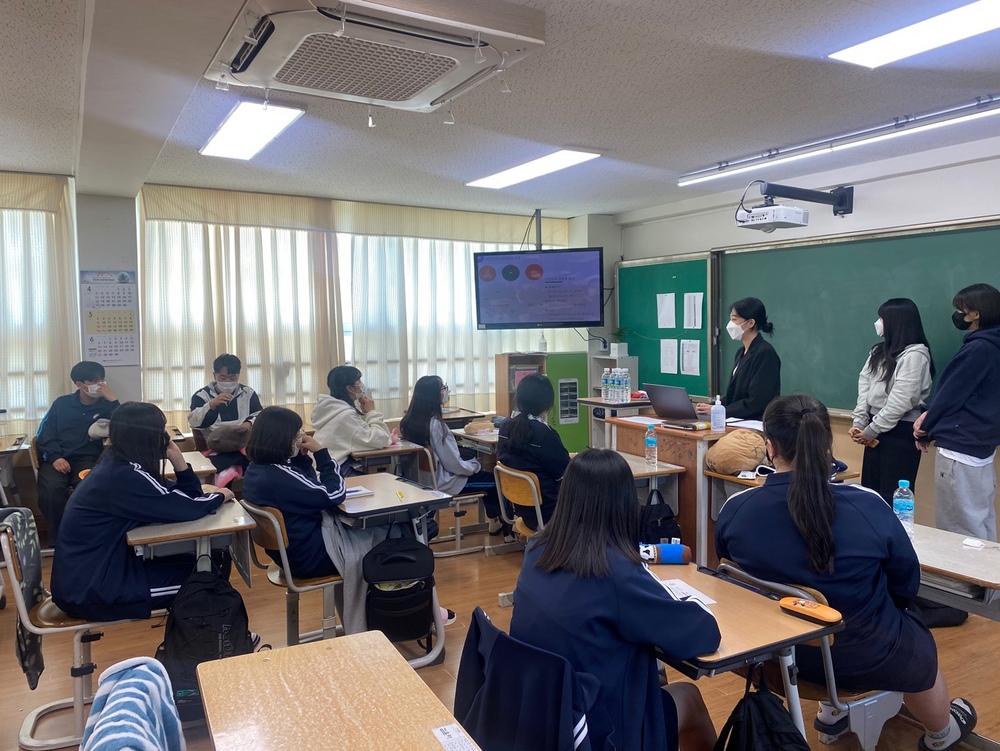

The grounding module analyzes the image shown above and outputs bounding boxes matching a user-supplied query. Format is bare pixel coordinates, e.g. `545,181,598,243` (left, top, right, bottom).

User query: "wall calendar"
81,270,139,366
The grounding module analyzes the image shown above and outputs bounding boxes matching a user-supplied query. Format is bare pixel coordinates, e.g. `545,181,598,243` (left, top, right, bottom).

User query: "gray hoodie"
852,343,932,440
311,394,392,464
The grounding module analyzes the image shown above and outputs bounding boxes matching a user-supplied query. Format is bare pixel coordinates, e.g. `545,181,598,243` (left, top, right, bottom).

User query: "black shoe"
918,698,977,751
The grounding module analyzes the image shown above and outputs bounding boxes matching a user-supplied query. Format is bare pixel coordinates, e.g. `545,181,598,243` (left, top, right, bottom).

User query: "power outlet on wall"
598,338,609,353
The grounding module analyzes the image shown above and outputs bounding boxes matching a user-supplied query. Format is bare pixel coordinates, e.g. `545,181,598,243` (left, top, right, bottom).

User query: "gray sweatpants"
934,451,998,542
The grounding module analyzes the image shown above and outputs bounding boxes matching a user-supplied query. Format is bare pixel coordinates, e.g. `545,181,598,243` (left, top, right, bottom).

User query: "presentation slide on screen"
476,252,601,326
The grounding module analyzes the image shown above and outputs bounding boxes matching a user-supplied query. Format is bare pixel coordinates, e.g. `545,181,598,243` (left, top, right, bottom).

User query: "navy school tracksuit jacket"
51,459,225,621
242,449,346,579
36,392,120,463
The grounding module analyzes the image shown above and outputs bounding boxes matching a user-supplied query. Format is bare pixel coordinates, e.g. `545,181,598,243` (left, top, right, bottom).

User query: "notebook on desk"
644,383,710,430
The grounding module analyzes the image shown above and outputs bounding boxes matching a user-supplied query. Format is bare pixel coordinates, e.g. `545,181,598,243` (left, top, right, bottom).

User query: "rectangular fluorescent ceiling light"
467,150,600,189
200,101,305,160
830,0,1000,68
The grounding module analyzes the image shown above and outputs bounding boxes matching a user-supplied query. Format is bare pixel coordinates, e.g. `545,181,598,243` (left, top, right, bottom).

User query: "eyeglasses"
440,383,449,390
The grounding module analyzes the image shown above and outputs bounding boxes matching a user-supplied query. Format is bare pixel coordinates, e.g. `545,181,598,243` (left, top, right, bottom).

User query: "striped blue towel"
82,656,186,751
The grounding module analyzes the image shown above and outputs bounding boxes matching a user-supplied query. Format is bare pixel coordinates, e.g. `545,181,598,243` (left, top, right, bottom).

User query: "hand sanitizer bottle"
710,395,726,432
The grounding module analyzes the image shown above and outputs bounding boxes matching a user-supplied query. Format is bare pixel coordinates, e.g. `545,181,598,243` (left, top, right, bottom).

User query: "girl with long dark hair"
312,365,392,476
717,394,976,751
851,298,934,503
511,449,721,751
696,296,780,420
51,402,230,622
400,375,506,536
497,373,570,529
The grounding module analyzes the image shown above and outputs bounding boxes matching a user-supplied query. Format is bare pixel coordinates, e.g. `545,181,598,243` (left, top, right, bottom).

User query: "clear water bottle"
610,368,620,402
645,424,658,465
892,480,915,539
600,368,610,400
538,333,547,352
623,369,631,401
710,395,726,432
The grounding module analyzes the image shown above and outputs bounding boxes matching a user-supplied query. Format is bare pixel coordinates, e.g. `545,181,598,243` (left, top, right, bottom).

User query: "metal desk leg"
777,646,807,739
408,514,445,669
196,538,212,569
694,442,711,567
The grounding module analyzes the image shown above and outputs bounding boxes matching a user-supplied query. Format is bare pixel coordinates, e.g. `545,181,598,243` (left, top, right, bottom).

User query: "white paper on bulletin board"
683,292,704,329
680,339,700,376
81,270,139,366
660,339,678,374
656,293,676,328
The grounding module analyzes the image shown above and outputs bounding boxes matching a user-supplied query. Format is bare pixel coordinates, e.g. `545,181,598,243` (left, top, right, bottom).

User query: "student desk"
703,468,861,568
577,396,651,449
452,427,499,470
610,418,726,567
614,450,685,510
912,524,1000,622
650,563,844,737
351,439,428,475
340,474,452,668
162,451,217,480
197,631,481,751
126,500,256,587
440,406,486,428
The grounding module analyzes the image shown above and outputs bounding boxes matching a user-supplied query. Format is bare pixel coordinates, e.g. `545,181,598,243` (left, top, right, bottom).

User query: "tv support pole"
534,208,542,250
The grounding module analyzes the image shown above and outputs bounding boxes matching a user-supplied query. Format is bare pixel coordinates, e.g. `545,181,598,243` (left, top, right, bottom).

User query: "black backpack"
714,664,810,751
362,527,435,646
639,487,682,544
154,564,254,721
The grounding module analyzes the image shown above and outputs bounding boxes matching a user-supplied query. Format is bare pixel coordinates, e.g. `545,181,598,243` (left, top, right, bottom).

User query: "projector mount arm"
758,182,854,216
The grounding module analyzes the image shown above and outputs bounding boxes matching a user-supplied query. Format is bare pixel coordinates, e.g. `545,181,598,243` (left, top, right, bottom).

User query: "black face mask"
952,310,973,331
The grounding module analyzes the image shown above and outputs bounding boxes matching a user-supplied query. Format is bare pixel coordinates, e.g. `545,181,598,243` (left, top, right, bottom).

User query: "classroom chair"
237,498,344,646
717,561,903,751
455,606,613,751
0,507,166,751
416,449,487,558
492,463,545,606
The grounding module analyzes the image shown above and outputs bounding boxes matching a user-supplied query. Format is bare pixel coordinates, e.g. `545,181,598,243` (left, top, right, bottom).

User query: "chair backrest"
0,507,49,664
29,437,40,469
237,499,291,551
494,463,542,509
415,447,440,491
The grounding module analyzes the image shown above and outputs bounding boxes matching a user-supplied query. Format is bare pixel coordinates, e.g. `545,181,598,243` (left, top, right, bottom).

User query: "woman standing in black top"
697,296,780,420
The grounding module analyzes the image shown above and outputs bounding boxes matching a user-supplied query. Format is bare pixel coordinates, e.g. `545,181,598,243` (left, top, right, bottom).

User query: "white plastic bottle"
601,368,610,400
538,333,547,352
644,424,658,465
710,395,726,432
610,369,620,402
892,480,915,539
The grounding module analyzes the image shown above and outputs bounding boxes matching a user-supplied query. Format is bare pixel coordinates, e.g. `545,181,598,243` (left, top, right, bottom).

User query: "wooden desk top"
340,473,451,517
126,500,255,546
352,440,426,459
704,469,860,487
608,417,727,442
649,564,842,668
913,524,1000,590
452,428,499,446
615,450,685,479
163,451,216,479
578,397,651,409
198,631,481,751
0,434,27,454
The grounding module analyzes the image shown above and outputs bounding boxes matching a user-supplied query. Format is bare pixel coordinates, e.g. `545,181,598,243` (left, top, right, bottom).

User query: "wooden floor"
1,512,997,750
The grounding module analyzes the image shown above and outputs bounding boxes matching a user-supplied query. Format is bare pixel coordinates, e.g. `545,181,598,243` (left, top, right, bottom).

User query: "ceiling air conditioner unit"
205,0,545,112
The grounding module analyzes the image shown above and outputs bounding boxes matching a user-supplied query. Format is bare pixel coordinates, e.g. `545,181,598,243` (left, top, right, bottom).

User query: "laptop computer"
643,383,710,430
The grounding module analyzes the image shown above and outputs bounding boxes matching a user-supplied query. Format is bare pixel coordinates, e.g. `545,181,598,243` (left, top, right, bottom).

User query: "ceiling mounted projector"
736,204,809,232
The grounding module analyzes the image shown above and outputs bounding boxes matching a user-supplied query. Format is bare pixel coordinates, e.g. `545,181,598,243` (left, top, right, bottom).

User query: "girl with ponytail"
716,394,976,750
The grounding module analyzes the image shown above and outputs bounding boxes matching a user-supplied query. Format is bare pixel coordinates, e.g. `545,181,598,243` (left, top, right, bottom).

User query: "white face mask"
85,383,103,397
726,320,746,341
874,318,884,337
290,445,300,458
216,381,239,394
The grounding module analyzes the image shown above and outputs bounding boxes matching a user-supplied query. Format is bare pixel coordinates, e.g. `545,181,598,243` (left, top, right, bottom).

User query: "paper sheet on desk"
345,486,375,498
620,416,663,425
660,579,716,605
726,418,764,431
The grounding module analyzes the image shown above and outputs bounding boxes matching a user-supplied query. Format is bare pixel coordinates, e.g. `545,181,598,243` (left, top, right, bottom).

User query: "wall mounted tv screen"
473,247,604,330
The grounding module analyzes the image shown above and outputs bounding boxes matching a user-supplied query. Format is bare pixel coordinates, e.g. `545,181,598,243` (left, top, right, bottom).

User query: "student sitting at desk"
51,402,231,622
400,375,508,539
511,449,721,751
35,360,121,547
696,296,780,420
717,394,977,751
498,373,570,530
188,353,263,486
312,366,393,477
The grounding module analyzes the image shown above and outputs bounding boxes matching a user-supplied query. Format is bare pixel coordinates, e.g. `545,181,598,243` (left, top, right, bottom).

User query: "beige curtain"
0,172,80,426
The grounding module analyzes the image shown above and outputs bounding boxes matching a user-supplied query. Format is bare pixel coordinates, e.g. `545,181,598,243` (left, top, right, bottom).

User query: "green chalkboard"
617,256,711,396
719,222,1000,410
